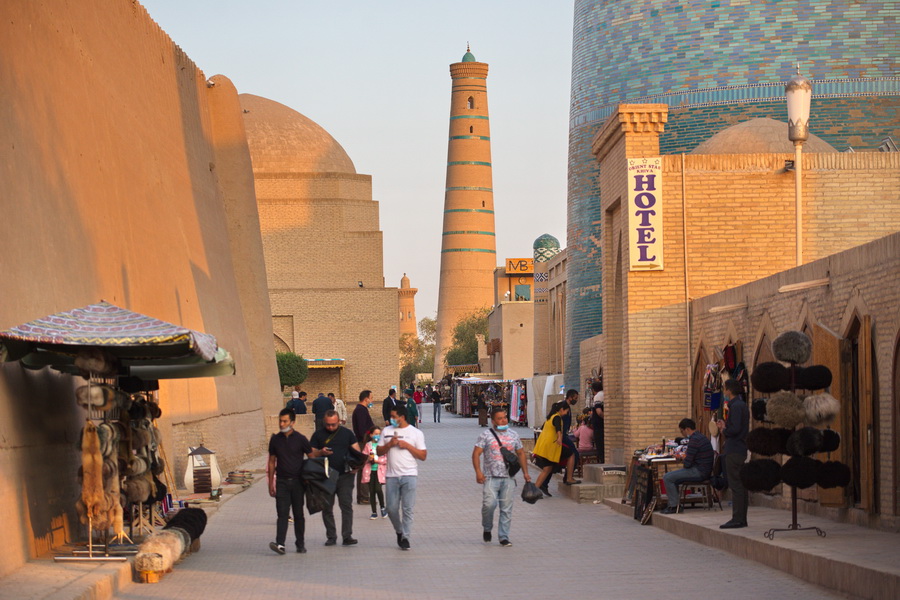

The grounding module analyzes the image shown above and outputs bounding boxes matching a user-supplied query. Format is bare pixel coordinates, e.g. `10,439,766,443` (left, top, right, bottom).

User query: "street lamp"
785,64,812,267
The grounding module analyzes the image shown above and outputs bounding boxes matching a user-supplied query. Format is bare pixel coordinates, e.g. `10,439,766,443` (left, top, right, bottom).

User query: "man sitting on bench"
660,418,714,514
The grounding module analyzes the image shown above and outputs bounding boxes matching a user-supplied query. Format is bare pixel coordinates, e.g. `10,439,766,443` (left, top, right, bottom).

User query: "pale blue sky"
140,0,574,322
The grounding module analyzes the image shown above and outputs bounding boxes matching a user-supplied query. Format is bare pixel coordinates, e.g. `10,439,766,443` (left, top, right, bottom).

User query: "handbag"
489,429,521,477
301,457,339,494
344,447,367,473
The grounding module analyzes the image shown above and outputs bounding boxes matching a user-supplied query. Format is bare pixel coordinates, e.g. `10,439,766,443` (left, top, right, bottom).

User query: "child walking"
362,427,387,519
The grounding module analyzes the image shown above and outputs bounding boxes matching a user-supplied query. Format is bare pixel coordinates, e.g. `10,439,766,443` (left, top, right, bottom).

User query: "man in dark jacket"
660,418,715,514
381,388,400,425
352,390,376,504
716,379,749,528
312,393,332,431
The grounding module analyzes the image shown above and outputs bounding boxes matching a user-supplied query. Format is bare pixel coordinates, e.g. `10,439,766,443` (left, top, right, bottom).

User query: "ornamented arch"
274,334,290,353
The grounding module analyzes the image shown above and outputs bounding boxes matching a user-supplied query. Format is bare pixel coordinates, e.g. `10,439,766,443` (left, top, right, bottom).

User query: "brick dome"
239,93,356,174
691,118,838,155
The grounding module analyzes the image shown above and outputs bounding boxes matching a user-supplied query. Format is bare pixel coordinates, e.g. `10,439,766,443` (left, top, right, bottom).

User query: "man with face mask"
268,408,332,555
377,404,427,550
472,408,531,546
352,390,376,505
310,410,362,546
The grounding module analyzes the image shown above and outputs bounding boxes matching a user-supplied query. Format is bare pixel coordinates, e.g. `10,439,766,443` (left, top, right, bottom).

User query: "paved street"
113,413,853,600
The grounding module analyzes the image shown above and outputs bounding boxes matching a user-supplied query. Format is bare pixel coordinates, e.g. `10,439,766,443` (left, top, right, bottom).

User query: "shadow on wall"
0,363,83,565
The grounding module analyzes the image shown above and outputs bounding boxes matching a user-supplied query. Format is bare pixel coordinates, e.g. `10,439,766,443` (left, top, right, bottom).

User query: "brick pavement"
104,413,853,600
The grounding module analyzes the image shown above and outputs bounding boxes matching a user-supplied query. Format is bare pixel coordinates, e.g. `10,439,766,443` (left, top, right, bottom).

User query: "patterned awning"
0,301,218,362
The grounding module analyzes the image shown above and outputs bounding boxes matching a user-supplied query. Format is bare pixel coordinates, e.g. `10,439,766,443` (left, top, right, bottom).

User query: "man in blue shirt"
717,379,750,528
660,418,715,514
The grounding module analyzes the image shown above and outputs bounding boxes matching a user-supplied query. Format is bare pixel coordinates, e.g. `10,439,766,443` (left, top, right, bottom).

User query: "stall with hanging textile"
0,301,234,562
452,377,524,420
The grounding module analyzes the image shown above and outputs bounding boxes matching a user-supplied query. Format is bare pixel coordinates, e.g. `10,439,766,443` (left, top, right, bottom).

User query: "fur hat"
746,427,791,456
124,476,152,503
781,456,823,489
74,348,119,378
151,455,166,476
751,362,790,393
751,398,770,423
772,331,812,364
766,391,805,429
127,456,148,477
796,365,832,391
164,507,208,541
817,461,851,488
821,429,840,453
75,385,127,412
803,393,840,426
739,459,782,492
785,427,824,456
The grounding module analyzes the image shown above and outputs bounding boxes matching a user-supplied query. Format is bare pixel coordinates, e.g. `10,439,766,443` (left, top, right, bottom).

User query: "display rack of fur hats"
739,330,850,540
74,382,167,556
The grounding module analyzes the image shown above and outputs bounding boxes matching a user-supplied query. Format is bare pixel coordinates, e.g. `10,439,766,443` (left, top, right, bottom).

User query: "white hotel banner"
627,157,663,271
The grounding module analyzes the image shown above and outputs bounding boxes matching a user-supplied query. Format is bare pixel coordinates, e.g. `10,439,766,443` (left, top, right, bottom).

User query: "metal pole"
795,141,803,266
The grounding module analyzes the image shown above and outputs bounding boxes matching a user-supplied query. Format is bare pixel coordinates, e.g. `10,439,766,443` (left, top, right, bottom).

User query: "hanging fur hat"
781,456,823,489
124,476,152,504
146,401,162,420
746,427,791,456
74,347,119,378
766,391,805,429
796,365,832,391
817,461,851,488
821,429,840,453
146,475,168,505
127,456,148,477
739,459,782,492
132,427,152,451
803,393,840,426
785,427,824,457
75,385,127,412
772,331,812,364
751,362,790,393
751,398,770,423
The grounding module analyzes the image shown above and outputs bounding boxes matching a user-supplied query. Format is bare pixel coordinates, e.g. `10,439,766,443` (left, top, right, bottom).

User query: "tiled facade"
566,0,900,390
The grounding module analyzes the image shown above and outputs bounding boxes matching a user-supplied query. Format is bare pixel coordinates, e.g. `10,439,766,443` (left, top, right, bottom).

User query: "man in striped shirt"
660,418,714,514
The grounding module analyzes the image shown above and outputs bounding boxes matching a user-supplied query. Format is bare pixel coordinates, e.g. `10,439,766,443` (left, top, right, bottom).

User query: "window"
467,96,474,109
469,126,473,133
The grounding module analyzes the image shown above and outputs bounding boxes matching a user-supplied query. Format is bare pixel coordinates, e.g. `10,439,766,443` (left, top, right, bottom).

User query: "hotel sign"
505,258,534,274
627,157,663,271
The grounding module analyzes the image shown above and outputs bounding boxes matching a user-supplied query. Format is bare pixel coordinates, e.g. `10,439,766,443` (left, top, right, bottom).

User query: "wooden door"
813,323,850,507
858,315,876,512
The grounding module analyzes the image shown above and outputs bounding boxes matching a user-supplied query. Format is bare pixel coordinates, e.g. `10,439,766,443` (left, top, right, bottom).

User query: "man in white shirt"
377,404,427,550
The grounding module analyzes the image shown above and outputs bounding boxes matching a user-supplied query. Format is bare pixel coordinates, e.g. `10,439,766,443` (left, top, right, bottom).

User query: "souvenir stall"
452,377,518,418
508,379,527,426
0,301,234,562
622,437,695,521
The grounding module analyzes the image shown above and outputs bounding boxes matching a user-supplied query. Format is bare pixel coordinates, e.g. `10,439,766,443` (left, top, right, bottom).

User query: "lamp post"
785,64,812,267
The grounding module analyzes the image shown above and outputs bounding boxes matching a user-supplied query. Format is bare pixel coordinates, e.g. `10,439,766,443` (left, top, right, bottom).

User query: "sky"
139,0,574,324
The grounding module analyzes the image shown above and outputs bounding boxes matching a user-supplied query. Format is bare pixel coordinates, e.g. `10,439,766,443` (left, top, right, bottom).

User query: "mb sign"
627,157,664,271
505,258,534,274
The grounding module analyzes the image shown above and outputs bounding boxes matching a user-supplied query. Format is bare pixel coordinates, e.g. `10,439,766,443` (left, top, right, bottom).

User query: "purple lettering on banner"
636,228,656,244
633,174,656,191
634,209,656,227
634,192,656,209
638,245,657,262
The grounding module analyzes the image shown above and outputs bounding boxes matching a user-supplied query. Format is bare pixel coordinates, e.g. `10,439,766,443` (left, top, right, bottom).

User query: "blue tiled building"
566,0,900,390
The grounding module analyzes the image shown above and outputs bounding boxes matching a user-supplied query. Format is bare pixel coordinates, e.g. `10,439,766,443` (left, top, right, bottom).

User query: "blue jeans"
433,401,442,422
385,476,417,538
662,466,706,508
482,477,516,541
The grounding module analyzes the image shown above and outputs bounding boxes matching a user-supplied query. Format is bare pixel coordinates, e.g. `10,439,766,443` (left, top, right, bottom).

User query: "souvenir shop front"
0,301,234,561
451,377,528,425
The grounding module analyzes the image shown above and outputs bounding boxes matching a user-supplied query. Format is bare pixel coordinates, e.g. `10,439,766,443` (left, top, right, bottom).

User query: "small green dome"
533,234,560,251
462,51,476,62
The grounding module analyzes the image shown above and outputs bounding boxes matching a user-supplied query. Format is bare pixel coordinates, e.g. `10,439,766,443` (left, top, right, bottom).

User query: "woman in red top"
413,387,423,404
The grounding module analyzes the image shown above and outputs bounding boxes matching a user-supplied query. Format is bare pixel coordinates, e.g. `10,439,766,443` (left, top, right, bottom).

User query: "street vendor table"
629,456,682,520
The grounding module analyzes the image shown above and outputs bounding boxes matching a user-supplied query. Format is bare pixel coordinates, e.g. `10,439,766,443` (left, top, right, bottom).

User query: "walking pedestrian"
381,388,400,425
716,379,750,529
378,404,427,550
329,392,347,424
312,392,331,431
362,426,387,519
352,390,376,505
472,408,531,546
310,410,360,546
405,390,419,427
413,386,423,406
431,389,442,423
590,385,605,463
267,408,331,555
476,392,488,427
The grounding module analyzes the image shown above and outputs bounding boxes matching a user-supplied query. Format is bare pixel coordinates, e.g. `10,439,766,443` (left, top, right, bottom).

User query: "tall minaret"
433,46,497,382
398,273,418,337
